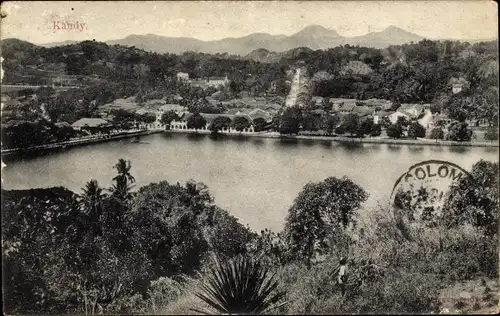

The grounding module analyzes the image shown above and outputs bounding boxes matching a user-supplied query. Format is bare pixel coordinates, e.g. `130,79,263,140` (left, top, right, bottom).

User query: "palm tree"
182,180,213,214
80,179,104,222
113,159,135,184
111,159,135,200
192,256,287,315
111,177,135,201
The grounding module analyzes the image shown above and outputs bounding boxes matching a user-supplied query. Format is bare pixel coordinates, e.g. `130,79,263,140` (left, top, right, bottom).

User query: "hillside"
106,34,206,54
0,38,40,61
243,46,318,64
243,48,281,63
1,37,497,116
0,39,142,86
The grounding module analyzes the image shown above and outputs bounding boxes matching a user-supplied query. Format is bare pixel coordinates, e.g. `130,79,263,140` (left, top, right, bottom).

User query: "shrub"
386,123,403,138
334,125,346,135
246,229,288,267
253,117,268,132
484,127,499,141
147,277,184,313
274,257,440,314
370,123,382,137
447,121,472,141
429,127,444,140
408,122,426,139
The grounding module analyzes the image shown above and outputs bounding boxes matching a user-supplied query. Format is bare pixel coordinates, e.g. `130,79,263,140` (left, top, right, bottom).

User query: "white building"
452,84,463,94
206,75,230,87
389,104,424,124
373,110,393,125
71,118,112,131
176,72,190,81
155,107,183,130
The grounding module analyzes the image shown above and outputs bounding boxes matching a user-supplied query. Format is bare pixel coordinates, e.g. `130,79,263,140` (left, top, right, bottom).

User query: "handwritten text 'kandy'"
53,21,86,32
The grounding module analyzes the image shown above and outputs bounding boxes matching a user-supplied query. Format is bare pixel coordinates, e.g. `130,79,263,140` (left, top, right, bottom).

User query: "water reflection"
300,139,316,147
340,142,366,152
231,134,250,143
408,146,425,153
448,146,469,154
484,147,499,154
429,146,445,153
386,144,402,152
208,133,226,141
319,140,333,148
252,138,265,146
277,138,299,146
186,133,207,142
160,132,174,139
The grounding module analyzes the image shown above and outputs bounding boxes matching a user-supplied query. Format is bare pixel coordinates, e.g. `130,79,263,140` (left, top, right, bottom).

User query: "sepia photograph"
0,0,499,314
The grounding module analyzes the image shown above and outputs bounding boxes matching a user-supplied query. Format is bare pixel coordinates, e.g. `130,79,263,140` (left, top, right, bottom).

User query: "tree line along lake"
2,133,498,232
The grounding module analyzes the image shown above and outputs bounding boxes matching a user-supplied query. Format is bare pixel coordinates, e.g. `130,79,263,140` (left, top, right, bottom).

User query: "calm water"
2,133,498,232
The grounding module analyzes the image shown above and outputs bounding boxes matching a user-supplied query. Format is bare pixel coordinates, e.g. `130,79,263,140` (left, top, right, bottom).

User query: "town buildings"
169,112,256,133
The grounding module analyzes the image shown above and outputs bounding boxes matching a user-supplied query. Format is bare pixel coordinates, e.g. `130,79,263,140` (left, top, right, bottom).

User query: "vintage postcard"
1,1,499,314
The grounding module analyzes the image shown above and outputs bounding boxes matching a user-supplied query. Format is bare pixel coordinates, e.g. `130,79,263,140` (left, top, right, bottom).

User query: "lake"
2,133,498,232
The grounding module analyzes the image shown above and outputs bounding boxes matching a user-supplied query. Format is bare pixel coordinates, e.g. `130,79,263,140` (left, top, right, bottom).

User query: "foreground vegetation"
2,157,498,314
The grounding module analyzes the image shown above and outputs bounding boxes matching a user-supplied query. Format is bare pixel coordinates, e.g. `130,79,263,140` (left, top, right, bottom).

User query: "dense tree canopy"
443,160,499,236
278,107,301,135
447,122,473,141
187,113,207,130
232,116,252,132
283,176,368,266
161,110,181,127
429,127,445,140
1,159,255,314
407,122,427,139
210,116,232,134
252,117,269,132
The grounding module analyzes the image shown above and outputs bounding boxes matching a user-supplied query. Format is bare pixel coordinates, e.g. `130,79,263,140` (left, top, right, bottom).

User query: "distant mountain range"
40,40,80,47
38,25,496,55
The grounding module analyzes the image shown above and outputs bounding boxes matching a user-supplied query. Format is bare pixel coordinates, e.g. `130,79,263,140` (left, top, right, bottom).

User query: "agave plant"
192,256,287,315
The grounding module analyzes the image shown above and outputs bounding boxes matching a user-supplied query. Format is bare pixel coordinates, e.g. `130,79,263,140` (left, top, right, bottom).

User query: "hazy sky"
1,1,498,44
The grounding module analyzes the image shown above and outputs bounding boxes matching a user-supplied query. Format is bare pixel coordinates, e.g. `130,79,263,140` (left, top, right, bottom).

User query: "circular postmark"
390,160,471,218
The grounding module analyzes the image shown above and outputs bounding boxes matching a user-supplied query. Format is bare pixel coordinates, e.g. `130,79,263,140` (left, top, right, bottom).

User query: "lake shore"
1,128,498,159
1,129,158,158
166,129,500,148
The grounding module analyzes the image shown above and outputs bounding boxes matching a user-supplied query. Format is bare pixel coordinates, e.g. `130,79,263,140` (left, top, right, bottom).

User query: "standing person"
338,257,348,297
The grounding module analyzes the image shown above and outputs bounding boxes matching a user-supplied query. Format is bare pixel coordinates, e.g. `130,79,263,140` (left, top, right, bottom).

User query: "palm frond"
192,256,287,315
